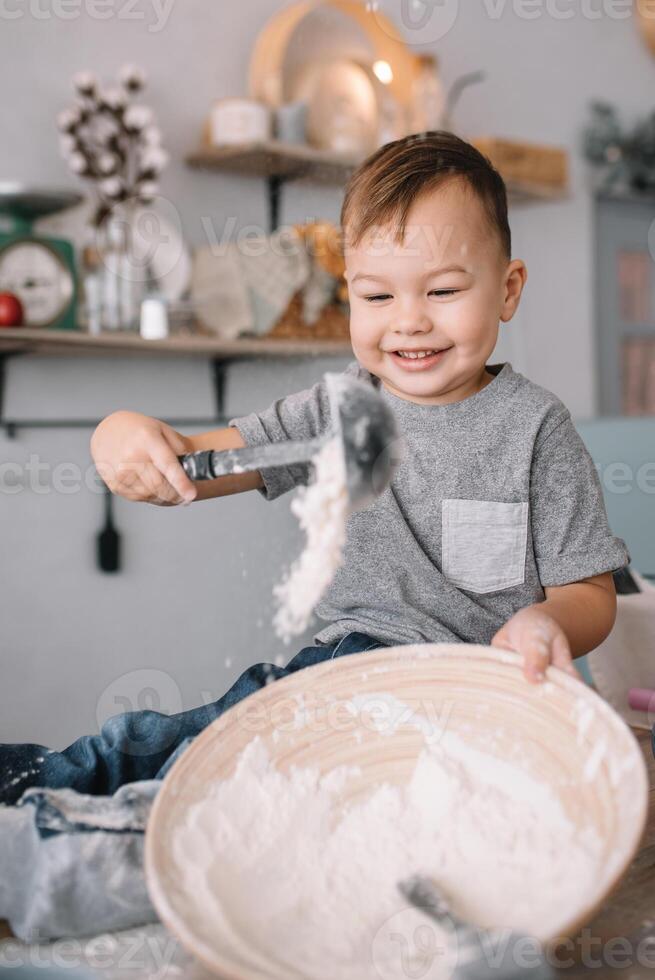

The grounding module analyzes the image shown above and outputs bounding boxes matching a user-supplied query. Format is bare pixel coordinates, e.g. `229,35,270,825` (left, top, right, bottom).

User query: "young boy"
90,131,627,685
0,132,629,936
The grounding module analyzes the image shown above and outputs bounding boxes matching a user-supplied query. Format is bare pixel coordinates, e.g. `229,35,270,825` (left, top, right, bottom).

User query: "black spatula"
97,485,121,573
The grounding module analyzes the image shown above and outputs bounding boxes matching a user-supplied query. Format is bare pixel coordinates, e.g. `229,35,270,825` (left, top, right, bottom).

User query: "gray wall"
0,355,351,746
1,1,654,745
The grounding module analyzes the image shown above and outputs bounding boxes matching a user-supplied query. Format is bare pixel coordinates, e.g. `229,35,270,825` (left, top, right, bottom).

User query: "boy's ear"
500,259,528,323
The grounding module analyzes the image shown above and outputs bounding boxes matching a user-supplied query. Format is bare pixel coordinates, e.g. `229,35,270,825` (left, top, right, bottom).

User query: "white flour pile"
273,437,349,643
171,694,604,980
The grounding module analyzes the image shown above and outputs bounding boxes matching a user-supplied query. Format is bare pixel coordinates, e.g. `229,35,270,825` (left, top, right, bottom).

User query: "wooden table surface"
1,728,654,977
558,727,655,978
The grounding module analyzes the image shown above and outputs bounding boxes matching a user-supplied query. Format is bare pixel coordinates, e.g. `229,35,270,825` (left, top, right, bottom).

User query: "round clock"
0,238,74,327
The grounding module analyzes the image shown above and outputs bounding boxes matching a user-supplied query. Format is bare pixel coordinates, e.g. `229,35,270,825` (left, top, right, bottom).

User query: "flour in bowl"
171,694,603,980
273,437,348,643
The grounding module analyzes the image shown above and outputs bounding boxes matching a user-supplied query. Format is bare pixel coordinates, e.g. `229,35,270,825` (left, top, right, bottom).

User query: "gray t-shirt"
229,361,630,648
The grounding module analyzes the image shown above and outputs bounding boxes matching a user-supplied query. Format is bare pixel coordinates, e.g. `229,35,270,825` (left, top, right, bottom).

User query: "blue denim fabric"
0,632,384,806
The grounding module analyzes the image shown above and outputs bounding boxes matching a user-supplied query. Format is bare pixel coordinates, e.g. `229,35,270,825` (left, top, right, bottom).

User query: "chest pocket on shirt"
441,498,529,594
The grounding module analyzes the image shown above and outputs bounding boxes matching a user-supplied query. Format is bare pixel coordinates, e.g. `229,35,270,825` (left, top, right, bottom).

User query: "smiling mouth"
387,348,451,360
394,349,440,359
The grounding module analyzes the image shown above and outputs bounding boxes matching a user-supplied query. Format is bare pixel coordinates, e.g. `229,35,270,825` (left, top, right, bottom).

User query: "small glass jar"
95,203,148,331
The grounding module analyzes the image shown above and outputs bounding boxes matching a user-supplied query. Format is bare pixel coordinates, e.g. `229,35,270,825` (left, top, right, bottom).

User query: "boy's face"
344,180,527,406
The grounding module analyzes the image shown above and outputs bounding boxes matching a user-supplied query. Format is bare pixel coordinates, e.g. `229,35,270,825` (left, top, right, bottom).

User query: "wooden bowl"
145,644,648,978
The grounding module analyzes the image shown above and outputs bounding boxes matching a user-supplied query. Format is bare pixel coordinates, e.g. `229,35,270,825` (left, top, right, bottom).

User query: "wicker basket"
267,291,350,340
472,137,568,190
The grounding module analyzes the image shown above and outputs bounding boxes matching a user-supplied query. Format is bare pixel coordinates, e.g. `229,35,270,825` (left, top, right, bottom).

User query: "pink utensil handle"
628,688,655,712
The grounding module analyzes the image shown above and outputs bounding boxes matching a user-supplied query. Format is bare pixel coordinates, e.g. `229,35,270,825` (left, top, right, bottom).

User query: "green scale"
0,183,83,330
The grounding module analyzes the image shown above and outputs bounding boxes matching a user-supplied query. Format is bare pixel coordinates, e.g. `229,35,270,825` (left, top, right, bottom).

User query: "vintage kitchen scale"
0,182,82,329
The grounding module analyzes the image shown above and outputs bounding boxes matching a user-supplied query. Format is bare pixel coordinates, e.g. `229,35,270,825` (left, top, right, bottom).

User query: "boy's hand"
90,411,197,506
490,606,581,684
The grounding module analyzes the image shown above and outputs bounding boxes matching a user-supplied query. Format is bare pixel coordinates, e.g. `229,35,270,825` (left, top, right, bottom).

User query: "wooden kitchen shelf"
186,140,360,185
186,140,569,203
0,327,353,359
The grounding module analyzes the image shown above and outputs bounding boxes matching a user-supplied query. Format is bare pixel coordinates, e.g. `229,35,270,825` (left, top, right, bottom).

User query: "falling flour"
171,694,605,980
272,437,349,643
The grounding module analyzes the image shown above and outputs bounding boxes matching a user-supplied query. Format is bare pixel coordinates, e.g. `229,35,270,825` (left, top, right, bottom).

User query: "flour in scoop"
172,695,603,980
273,437,348,643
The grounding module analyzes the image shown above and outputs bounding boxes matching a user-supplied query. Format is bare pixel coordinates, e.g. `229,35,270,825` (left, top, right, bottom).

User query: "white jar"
209,98,272,146
140,297,169,340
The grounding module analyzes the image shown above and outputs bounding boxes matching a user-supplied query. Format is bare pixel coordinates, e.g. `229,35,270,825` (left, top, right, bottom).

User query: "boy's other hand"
90,411,197,506
490,606,581,684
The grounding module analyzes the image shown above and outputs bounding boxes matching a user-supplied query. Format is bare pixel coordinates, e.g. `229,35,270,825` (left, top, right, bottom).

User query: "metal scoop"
399,875,555,980
179,373,400,512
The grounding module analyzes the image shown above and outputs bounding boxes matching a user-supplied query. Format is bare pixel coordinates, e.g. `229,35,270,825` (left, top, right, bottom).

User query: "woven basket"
472,136,568,189
267,290,350,340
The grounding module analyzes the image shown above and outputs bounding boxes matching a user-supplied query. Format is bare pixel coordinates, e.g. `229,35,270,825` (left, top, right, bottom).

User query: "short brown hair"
341,131,511,260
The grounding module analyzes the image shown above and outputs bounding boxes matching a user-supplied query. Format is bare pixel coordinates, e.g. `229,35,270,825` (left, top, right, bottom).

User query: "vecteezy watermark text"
0,0,175,32
481,0,648,20
0,455,104,495
0,931,183,976
375,0,655,48
6,454,655,499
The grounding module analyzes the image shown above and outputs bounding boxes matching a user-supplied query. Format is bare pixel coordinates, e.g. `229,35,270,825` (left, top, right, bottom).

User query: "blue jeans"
0,632,384,806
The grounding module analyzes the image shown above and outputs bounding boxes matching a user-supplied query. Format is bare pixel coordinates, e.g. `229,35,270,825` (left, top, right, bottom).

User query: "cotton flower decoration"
138,181,159,204
142,125,162,147
59,133,77,155
57,107,81,133
57,64,169,227
123,104,152,133
100,176,124,199
97,152,119,175
95,116,121,147
100,87,128,111
119,64,147,93
69,152,89,175
72,71,97,97
140,146,168,175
